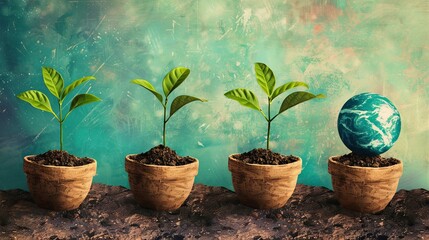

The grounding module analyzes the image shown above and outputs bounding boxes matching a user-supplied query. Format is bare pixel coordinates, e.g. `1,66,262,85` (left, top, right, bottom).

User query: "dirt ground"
1,183,428,239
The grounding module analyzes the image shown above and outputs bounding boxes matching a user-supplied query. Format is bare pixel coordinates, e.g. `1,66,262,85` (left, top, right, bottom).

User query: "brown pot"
328,156,403,213
228,154,302,209
125,155,199,211
23,155,97,211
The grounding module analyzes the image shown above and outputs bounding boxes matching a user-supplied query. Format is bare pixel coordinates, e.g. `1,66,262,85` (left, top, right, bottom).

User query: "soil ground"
32,150,93,167
234,148,299,165
335,152,400,167
1,183,427,239
130,145,195,166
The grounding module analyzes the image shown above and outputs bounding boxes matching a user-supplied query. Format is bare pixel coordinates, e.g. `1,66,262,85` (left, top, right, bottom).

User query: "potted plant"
328,92,402,213
17,67,101,211
225,62,325,209
125,66,206,211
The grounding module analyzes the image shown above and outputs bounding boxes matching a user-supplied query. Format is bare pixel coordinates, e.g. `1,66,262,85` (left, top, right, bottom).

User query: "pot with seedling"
328,92,402,213
125,66,206,211
225,62,325,209
17,67,101,211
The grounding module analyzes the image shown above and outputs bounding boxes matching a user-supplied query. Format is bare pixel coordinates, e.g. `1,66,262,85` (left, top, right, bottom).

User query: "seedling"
225,62,325,150
131,66,207,146
17,67,101,151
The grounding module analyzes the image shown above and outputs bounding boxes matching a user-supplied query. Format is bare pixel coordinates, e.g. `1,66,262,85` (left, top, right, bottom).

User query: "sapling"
225,62,325,150
17,67,101,151
131,66,207,147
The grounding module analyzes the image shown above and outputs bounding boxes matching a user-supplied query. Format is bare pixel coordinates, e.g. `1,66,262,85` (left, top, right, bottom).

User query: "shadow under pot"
328,156,403,213
23,155,97,211
228,154,302,209
125,155,199,211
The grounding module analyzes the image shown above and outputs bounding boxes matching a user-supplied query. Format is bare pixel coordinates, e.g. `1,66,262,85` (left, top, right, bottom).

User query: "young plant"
17,67,101,151
225,62,325,150
131,66,207,146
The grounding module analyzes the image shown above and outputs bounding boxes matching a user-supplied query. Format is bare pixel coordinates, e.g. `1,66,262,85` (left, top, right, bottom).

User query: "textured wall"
0,0,428,190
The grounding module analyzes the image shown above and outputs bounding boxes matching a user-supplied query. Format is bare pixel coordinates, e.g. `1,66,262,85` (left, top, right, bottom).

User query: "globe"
337,92,401,156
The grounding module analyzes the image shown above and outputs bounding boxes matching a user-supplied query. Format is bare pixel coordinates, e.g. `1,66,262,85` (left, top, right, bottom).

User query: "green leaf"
278,91,325,115
254,62,276,96
170,95,207,119
69,94,101,112
62,76,95,100
17,90,56,116
162,67,190,97
131,79,163,104
224,88,260,111
42,67,64,99
271,81,309,101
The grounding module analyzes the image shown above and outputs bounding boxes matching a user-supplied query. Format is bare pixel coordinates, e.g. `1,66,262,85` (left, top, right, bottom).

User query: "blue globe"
337,92,401,156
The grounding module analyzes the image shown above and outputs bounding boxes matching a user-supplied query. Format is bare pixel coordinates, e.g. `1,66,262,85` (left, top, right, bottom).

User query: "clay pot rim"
24,155,97,169
125,154,199,168
328,155,403,170
228,153,302,168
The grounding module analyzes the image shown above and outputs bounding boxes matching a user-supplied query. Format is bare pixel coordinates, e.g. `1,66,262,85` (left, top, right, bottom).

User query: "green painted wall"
0,0,428,190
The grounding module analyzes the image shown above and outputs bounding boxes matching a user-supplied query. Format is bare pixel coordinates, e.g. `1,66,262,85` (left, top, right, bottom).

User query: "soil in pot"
24,152,97,211
234,148,299,165
229,149,302,209
125,145,199,210
335,152,400,167
129,145,195,166
33,150,93,166
328,153,403,213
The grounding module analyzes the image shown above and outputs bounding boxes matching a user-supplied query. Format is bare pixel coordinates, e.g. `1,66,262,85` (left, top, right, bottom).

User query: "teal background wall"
0,0,428,190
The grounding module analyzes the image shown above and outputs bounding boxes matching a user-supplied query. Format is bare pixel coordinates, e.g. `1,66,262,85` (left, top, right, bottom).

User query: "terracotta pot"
328,156,403,213
125,155,199,211
23,155,97,211
228,154,302,209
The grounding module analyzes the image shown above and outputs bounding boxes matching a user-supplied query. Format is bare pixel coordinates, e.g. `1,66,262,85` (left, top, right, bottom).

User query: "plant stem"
59,101,63,151
267,120,271,150
267,97,271,150
60,120,63,151
162,97,168,146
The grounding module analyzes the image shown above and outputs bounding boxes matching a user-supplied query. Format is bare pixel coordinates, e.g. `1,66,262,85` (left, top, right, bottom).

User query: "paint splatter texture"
0,1,427,190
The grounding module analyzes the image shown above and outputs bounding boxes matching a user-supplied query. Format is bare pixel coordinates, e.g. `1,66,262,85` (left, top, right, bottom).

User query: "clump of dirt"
235,148,299,165
32,150,93,167
130,145,195,166
335,152,400,167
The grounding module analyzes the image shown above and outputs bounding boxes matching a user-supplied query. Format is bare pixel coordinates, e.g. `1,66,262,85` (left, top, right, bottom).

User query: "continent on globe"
337,92,401,156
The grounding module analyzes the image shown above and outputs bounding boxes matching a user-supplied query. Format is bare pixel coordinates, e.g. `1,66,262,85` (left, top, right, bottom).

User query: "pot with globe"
328,92,403,213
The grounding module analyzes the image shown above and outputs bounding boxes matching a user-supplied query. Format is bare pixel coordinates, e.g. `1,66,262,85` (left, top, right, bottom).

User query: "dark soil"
130,145,195,166
335,152,401,167
235,148,299,165
32,150,93,167
1,183,428,239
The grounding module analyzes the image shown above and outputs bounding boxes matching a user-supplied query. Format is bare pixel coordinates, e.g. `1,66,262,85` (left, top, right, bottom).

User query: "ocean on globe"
337,92,401,156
